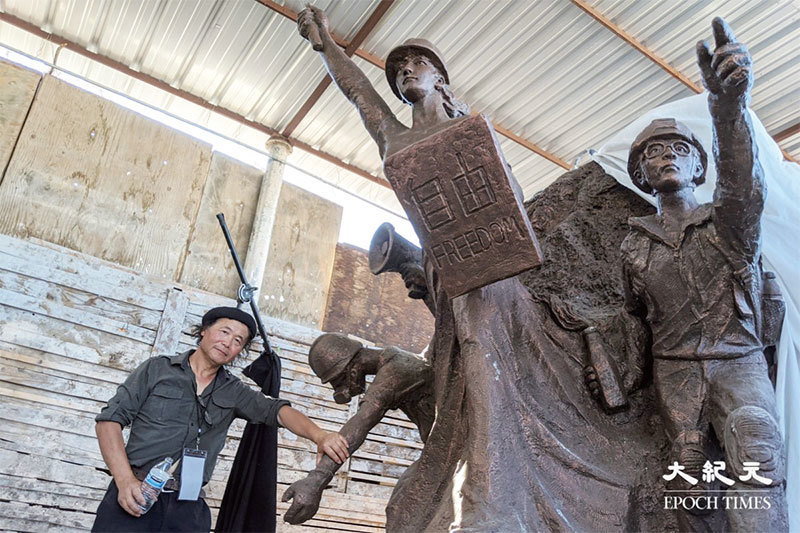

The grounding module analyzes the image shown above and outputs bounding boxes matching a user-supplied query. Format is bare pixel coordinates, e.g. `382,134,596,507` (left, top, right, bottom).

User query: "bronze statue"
604,17,787,532
282,333,434,525
293,7,665,531
299,7,541,299
298,6,468,162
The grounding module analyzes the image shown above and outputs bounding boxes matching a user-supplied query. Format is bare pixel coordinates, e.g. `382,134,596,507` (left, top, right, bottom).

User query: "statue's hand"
696,17,752,100
297,5,329,51
583,365,601,400
398,262,428,300
281,472,327,524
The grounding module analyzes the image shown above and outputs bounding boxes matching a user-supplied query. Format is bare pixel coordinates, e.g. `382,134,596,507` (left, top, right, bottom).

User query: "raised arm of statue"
697,17,765,261
298,6,405,158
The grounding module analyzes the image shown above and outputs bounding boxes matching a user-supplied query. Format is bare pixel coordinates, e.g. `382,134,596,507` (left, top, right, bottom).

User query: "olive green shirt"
96,351,290,485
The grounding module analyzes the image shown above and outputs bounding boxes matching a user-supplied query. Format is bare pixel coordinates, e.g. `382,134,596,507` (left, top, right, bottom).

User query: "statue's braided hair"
437,82,470,118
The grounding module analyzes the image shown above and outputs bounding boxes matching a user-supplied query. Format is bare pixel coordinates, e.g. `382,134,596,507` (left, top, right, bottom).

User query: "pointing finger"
282,486,294,502
712,16,737,49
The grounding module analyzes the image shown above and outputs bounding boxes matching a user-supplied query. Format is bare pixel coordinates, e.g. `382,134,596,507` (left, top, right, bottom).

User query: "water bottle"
139,457,174,513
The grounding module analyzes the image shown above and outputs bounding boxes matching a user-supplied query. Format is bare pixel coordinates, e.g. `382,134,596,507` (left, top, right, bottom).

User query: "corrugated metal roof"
0,0,797,215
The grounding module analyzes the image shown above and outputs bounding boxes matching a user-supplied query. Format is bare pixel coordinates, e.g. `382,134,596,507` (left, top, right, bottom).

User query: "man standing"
621,18,787,531
92,306,349,531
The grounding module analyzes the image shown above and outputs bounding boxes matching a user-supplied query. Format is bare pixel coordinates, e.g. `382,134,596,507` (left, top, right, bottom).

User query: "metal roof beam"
571,0,797,163
282,0,395,137
257,0,570,170
256,0,385,68
774,122,800,143
492,124,570,169
0,11,392,189
570,0,702,93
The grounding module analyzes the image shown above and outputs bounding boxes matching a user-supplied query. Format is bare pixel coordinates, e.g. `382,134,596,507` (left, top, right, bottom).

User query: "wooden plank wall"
0,59,343,330
260,183,342,330
0,61,39,181
179,151,262,297
0,74,213,280
0,234,424,532
323,244,434,354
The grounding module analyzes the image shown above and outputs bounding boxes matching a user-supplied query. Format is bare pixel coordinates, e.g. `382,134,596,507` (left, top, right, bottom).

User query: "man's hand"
96,421,146,517
281,472,328,524
315,431,349,464
278,405,349,464
115,474,146,517
696,17,752,100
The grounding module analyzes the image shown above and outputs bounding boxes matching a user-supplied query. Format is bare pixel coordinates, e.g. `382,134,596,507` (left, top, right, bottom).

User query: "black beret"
202,306,257,340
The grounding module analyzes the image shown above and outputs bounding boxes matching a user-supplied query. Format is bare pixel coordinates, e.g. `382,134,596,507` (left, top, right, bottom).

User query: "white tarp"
593,92,799,531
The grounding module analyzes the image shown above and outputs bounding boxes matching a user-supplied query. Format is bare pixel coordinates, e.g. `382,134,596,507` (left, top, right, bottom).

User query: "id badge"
178,448,207,501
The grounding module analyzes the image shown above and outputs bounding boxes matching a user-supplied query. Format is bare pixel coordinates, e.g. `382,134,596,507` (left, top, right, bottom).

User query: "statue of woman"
293,7,661,531
298,7,469,161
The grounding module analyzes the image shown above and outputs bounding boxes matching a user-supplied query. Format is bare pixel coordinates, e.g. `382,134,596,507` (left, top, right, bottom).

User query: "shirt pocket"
149,384,193,424
208,393,236,427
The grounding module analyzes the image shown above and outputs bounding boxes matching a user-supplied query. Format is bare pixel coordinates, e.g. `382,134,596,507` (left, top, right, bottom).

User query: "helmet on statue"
308,333,363,384
628,118,708,195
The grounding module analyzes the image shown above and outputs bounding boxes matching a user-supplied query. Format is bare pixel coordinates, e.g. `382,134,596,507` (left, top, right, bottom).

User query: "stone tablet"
384,114,542,297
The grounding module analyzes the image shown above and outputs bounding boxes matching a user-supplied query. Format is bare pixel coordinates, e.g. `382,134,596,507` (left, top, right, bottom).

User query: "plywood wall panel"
260,183,342,330
0,60,40,182
323,244,434,354
179,152,261,296
0,75,212,280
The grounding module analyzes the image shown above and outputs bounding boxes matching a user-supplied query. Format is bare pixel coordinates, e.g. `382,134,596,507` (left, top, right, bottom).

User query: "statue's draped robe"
387,164,674,532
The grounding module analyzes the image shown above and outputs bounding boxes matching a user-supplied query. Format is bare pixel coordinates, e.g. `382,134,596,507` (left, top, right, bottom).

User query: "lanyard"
193,376,218,450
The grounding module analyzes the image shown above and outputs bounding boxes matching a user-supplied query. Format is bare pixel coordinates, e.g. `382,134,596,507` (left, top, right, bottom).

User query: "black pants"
92,481,211,532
